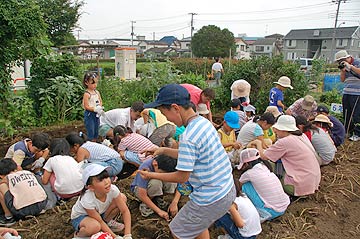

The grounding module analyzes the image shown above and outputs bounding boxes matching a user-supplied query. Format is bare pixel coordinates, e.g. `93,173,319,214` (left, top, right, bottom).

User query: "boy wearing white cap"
269,76,293,113
335,50,360,141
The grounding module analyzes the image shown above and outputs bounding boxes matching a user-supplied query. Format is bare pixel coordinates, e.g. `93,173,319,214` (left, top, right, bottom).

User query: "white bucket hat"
197,103,209,115
266,106,281,118
335,50,351,62
231,80,251,98
273,76,293,89
273,115,299,132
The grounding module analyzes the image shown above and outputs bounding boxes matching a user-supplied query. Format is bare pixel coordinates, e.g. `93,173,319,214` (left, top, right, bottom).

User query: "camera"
338,61,346,70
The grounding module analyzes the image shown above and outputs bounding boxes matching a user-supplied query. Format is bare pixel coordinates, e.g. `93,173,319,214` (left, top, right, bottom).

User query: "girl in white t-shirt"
42,138,83,199
215,178,262,239
71,164,132,239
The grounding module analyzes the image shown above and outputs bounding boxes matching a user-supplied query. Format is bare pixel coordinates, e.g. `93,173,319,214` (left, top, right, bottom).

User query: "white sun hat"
273,76,293,89
272,115,299,132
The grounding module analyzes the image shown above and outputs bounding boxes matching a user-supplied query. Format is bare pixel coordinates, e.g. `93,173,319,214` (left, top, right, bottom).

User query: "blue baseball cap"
224,111,240,129
145,84,190,108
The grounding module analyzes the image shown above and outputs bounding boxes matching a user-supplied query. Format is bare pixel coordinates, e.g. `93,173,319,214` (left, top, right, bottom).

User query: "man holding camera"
335,50,360,141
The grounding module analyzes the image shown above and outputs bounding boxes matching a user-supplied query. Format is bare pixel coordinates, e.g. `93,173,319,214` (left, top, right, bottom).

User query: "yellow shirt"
218,128,236,152
142,108,174,128
264,127,276,143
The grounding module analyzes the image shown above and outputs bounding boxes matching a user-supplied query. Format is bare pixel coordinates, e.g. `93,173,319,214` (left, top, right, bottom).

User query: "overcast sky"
77,0,360,40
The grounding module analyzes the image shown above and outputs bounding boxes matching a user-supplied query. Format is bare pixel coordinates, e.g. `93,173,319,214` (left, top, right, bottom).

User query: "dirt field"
0,122,359,239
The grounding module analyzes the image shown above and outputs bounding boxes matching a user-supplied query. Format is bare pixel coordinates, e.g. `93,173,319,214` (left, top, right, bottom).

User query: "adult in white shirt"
212,58,224,85
99,101,144,139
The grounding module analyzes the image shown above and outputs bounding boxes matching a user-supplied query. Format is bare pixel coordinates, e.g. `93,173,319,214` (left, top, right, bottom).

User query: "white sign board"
330,103,343,114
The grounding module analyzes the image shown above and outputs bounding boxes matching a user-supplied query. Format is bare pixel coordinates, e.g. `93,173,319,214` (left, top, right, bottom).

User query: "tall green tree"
37,0,83,46
191,25,236,58
0,0,49,111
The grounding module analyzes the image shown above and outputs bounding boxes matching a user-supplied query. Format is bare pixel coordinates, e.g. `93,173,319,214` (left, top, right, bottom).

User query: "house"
234,37,250,59
179,37,191,50
251,38,277,58
283,26,360,61
144,47,178,58
138,40,169,53
159,36,181,49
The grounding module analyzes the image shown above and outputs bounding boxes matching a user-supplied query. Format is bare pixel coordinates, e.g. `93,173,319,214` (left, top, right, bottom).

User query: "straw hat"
273,76,293,89
197,103,209,115
301,95,315,111
314,114,333,127
273,115,299,131
335,50,351,62
231,80,251,98
266,106,281,118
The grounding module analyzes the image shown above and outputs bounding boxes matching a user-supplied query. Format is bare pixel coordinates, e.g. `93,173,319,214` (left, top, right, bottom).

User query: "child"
238,148,290,222
243,104,256,121
131,154,177,220
264,106,281,143
70,164,132,239
82,72,103,142
215,178,262,239
113,125,158,167
5,132,50,173
0,227,19,239
231,99,247,135
237,112,275,149
42,138,83,199
139,84,235,239
65,132,123,177
218,111,242,164
252,115,321,196
269,76,293,113
197,103,210,118
0,159,47,226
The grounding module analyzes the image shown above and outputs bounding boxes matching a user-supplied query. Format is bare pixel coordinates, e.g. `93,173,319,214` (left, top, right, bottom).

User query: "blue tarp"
323,74,343,92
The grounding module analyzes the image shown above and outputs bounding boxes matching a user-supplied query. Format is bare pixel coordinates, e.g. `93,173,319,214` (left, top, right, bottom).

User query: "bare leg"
0,183,12,217
76,217,101,237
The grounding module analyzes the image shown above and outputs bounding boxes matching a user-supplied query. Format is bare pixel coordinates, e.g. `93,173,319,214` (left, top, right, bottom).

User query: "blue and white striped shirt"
177,116,234,205
81,141,120,162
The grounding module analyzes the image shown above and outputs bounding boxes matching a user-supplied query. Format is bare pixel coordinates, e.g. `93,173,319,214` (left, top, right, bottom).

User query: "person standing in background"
211,57,224,85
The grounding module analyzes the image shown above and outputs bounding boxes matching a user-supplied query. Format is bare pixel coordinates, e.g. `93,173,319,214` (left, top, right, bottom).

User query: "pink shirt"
264,134,321,196
240,163,290,212
118,133,158,161
181,83,210,110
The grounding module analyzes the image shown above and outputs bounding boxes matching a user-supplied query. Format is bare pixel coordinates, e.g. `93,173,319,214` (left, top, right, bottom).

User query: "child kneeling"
71,164,132,239
0,159,47,226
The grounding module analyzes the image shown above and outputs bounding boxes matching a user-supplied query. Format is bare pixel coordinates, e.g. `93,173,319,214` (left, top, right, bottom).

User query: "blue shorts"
124,150,142,166
71,213,105,231
88,158,124,177
242,182,285,221
84,110,99,141
215,213,256,239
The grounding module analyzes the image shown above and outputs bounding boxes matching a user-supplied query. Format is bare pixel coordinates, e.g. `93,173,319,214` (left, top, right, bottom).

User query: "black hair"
154,154,177,172
0,158,17,175
65,132,87,147
189,101,196,112
295,115,318,133
233,176,245,197
215,57,219,62
202,88,215,100
50,138,71,157
80,169,110,199
131,101,144,112
231,98,241,108
113,125,129,149
314,121,331,131
253,112,276,125
31,132,50,150
83,72,97,87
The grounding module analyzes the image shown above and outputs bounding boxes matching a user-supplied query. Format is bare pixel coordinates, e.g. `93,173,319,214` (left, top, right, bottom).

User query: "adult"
335,50,360,141
285,95,317,120
251,115,321,196
98,101,144,139
180,83,216,124
211,57,224,85
316,105,345,147
140,84,235,239
230,79,251,105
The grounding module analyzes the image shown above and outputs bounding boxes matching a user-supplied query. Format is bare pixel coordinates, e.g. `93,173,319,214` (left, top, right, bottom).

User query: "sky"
77,0,360,40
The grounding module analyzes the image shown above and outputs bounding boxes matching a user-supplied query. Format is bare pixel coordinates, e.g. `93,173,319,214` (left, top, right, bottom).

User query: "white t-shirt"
234,196,262,237
71,184,120,219
99,108,134,131
237,121,263,146
212,62,223,72
240,163,290,212
43,155,84,194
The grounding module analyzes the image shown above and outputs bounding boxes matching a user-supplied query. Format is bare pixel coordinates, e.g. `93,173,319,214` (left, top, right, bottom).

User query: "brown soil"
1,123,359,239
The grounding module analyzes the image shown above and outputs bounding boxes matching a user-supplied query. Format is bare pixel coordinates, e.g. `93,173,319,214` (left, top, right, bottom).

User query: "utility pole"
189,12,197,58
330,0,346,62
131,21,136,46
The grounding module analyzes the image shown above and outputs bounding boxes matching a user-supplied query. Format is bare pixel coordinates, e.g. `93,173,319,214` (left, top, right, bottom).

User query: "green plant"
38,75,83,124
6,94,37,129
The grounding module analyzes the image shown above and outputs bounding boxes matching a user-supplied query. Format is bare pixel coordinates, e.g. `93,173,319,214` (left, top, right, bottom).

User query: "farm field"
0,121,359,239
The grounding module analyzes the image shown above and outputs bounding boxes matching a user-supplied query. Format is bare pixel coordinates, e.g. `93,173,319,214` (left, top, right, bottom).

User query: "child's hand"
138,169,151,180
141,147,163,157
168,202,178,218
157,209,170,221
233,142,242,150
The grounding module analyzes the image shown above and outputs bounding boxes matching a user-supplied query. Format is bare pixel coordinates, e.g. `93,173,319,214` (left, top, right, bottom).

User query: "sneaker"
107,219,125,232
139,203,154,217
0,215,16,226
152,196,169,210
349,135,360,142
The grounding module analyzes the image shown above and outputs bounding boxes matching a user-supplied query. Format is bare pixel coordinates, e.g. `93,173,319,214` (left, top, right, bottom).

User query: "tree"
191,25,236,58
0,0,49,111
37,0,83,47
